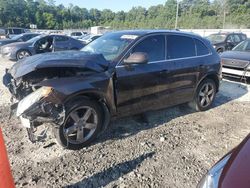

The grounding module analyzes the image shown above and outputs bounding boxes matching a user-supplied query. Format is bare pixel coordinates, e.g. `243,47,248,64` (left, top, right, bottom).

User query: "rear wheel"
16,50,31,60
54,98,103,150
189,79,216,111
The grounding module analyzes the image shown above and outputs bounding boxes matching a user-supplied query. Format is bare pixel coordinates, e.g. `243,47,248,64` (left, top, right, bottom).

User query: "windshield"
81,34,92,40
11,34,23,40
207,34,227,43
233,40,250,51
81,33,138,61
27,35,43,43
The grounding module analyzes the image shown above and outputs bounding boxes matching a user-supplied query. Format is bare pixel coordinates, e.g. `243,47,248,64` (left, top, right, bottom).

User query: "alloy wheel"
18,51,30,59
63,106,98,144
198,83,215,108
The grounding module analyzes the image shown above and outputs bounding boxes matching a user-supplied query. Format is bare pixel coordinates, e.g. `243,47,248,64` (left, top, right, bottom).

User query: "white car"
70,32,88,39
78,34,102,44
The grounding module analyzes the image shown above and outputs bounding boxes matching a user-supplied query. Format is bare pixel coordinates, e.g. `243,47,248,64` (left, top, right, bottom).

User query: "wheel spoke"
206,96,210,104
85,123,97,130
64,106,98,145
199,91,205,97
76,127,84,142
201,97,206,106
205,84,209,93
208,89,214,96
65,124,78,135
82,109,92,121
70,111,80,123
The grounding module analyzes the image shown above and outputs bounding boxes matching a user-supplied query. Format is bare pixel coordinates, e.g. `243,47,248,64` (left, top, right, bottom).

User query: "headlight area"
17,86,55,116
197,154,231,188
16,86,65,142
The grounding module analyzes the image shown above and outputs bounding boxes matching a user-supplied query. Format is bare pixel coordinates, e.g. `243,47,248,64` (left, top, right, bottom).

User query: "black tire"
16,50,31,60
189,79,216,112
53,98,103,150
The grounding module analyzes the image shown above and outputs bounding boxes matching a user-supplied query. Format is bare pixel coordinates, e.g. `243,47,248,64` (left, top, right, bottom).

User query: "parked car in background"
0,34,84,60
0,33,40,47
207,32,247,54
0,27,30,39
70,31,88,39
79,34,102,44
198,134,250,188
221,39,250,81
3,30,221,149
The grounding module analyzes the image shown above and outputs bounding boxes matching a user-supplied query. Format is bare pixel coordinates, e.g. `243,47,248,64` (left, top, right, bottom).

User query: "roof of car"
110,29,201,38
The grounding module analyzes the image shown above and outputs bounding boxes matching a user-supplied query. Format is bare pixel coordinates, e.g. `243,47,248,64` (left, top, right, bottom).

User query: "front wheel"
54,98,103,150
16,50,31,60
189,79,216,112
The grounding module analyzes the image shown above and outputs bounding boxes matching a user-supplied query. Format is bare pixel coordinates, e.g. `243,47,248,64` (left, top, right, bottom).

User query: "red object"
0,128,15,188
219,134,250,188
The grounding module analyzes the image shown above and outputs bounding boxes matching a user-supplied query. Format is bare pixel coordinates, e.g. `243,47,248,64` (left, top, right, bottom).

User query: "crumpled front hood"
9,51,109,79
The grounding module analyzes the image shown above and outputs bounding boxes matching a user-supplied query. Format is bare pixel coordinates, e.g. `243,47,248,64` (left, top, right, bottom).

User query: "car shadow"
95,79,249,144
66,152,155,188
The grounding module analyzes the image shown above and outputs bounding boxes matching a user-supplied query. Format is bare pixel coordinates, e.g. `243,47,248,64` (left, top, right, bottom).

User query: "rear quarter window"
241,34,247,41
167,35,196,59
13,29,23,34
195,39,210,56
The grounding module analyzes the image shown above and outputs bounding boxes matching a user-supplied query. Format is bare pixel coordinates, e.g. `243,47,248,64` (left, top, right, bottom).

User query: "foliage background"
0,0,249,29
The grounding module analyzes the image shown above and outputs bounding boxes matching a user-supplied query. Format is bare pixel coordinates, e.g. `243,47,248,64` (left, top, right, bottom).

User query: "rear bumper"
222,67,250,78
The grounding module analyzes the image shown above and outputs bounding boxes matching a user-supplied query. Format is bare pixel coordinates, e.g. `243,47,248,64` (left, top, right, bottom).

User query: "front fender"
36,72,116,115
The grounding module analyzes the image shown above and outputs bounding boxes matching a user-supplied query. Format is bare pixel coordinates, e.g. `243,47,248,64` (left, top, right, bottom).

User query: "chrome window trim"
116,53,212,68
116,33,212,68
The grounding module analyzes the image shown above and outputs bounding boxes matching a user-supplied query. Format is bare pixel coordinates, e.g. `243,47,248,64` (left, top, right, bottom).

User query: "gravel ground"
0,57,250,188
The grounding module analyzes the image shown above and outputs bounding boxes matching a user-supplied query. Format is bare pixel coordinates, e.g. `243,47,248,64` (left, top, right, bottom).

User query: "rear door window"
227,35,234,43
195,39,210,56
233,35,241,43
55,36,69,42
13,29,22,34
132,35,165,62
167,35,196,59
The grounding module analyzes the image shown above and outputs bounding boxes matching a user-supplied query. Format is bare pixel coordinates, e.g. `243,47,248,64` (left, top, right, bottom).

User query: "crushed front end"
3,72,66,142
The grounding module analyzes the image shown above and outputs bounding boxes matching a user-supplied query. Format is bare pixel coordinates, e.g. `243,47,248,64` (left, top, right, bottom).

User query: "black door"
162,35,203,104
115,34,167,116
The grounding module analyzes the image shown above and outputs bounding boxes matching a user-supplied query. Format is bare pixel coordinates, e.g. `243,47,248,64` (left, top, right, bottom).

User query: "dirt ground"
0,57,250,188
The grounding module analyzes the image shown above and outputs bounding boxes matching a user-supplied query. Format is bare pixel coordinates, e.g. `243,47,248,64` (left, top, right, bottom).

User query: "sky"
55,0,167,12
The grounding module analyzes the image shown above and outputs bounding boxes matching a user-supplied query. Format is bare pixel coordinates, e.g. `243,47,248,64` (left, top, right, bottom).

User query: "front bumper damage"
10,87,66,143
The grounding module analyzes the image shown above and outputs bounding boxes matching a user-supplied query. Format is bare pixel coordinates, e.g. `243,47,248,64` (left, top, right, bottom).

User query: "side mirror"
124,52,148,65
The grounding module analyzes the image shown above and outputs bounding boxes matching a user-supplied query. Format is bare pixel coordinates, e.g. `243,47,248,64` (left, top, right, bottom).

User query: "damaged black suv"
3,30,221,149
